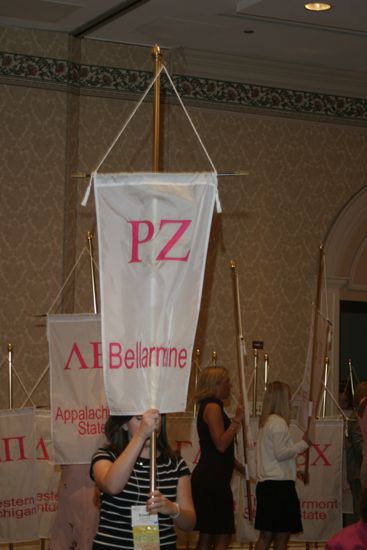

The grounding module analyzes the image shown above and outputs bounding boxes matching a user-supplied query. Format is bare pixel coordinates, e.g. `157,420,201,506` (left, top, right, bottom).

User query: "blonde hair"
259,381,291,428
195,366,229,402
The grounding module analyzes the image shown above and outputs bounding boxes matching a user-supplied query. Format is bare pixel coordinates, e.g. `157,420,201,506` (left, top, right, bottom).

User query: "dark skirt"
191,475,235,534
255,480,303,534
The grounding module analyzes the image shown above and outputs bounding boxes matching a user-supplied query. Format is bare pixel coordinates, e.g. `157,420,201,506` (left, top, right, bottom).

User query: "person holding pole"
91,408,196,549
191,366,245,550
254,381,311,550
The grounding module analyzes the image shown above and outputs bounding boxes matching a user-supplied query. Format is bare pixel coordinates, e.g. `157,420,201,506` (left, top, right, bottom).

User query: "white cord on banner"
291,381,303,401
47,246,90,314
21,364,49,408
12,365,36,407
161,67,221,213
322,380,348,421
81,65,165,207
23,247,99,406
81,64,221,212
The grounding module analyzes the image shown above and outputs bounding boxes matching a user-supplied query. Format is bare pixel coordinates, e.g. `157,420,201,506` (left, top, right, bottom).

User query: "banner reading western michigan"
48,314,108,464
0,408,38,543
94,172,218,414
0,409,63,543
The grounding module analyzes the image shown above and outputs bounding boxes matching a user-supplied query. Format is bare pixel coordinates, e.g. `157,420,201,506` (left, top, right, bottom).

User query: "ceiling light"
304,3,332,11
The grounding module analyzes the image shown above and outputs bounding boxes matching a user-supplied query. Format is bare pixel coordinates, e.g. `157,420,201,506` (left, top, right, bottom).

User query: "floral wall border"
1,51,367,123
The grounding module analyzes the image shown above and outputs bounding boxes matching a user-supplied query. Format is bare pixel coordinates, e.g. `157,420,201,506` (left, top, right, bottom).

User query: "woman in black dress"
191,366,245,550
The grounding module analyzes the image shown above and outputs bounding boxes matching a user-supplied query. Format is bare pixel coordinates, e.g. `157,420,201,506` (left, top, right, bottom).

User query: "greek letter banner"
0,408,38,543
167,417,343,545
94,172,217,415
240,419,343,542
48,314,108,464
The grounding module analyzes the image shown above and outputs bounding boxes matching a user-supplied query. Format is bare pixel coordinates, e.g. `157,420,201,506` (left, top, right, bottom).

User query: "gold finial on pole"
212,351,217,366
87,231,98,314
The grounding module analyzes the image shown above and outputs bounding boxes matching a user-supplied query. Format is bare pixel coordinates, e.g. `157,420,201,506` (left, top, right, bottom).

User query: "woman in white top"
255,381,311,550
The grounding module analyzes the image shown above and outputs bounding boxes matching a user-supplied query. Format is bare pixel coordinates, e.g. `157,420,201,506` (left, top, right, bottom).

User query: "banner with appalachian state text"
95,172,217,415
48,314,108,464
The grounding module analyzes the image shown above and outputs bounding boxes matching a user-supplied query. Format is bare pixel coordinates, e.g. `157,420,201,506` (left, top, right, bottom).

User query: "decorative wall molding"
1,50,367,124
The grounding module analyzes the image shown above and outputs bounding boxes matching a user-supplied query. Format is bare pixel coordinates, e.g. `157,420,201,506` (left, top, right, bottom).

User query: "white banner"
0,408,38,543
48,465,100,550
241,419,343,542
168,417,343,543
95,172,217,415
48,314,108,464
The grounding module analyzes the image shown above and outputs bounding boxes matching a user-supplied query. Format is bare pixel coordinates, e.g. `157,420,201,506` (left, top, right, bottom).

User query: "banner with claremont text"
0,408,38,543
240,418,343,542
48,314,108,464
167,417,343,544
94,172,218,414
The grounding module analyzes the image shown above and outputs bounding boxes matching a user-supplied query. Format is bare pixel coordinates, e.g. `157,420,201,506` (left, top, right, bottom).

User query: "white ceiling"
1,0,367,96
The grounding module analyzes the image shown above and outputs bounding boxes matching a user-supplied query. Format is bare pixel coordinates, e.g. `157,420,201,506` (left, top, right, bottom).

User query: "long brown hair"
259,381,291,428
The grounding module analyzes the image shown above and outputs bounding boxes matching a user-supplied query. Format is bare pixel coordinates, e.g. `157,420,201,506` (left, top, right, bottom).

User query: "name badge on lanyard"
131,505,160,550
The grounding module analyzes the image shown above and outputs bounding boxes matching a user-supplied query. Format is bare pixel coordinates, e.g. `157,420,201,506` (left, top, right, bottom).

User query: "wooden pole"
230,260,253,521
149,44,162,492
87,231,98,314
304,243,324,482
8,343,14,550
152,44,162,172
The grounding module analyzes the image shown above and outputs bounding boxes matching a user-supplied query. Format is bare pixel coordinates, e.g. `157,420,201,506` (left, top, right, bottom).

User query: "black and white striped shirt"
91,448,190,549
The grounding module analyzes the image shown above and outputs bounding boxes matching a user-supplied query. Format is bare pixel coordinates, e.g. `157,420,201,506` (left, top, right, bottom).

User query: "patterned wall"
1,27,367,414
